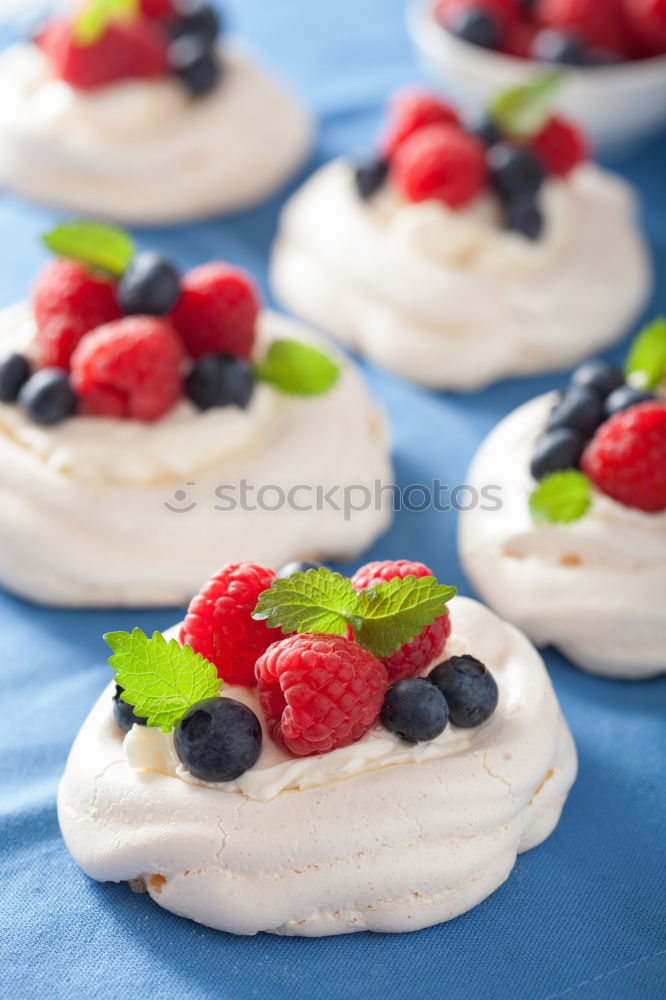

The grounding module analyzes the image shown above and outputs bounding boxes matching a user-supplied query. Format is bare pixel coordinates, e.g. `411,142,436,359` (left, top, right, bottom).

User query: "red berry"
171,264,259,361
32,259,121,369
180,563,280,687
536,0,629,55
624,0,666,57
255,633,388,756
78,384,128,418
382,89,460,159
529,115,589,177
38,16,168,91
351,560,452,683
581,402,666,513
70,316,183,422
390,123,487,208
140,0,174,18
502,20,539,57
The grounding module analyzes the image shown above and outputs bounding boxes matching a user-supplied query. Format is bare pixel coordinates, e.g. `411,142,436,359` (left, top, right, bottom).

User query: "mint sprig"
489,72,564,139
355,575,456,658
252,567,455,659
44,221,135,276
74,0,139,46
105,629,221,732
529,469,591,525
254,340,340,397
624,317,666,391
253,568,362,635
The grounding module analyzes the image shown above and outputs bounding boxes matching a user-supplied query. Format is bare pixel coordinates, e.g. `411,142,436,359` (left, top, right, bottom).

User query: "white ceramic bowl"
408,0,666,150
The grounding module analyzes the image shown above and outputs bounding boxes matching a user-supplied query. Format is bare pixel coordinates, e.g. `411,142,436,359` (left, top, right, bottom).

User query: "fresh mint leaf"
255,339,340,397
105,628,221,733
74,0,139,46
355,576,456,658
44,221,135,276
624,317,666,391
529,469,591,525
252,568,361,636
489,72,564,138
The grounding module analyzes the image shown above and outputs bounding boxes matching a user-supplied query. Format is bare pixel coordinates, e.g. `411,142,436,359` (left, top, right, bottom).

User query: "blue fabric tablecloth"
1,2,665,998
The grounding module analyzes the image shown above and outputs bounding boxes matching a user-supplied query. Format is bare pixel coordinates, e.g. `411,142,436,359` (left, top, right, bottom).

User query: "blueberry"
174,697,262,782
277,560,324,578
545,386,604,436
604,384,654,417
0,353,31,402
532,28,588,66
353,156,388,200
169,34,221,97
118,252,181,316
112,685,147,734
18,369,77,425
450,7,500,49
429,655,498,728
185,354,255,410
487,143,544,200
169,0,221,43
569,359,625,398
503,195,543,240
530,427,586,480
464,112,502,148
380,678,449,743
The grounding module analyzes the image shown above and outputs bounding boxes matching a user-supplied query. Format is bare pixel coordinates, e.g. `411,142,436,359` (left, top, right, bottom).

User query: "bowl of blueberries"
407,0,666,149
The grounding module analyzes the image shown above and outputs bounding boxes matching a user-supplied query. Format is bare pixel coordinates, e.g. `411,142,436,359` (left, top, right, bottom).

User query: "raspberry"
529,115,589,177
351,560,452,683
581,402,666,513
70,316,183,421
624,0,666,56
503,20,539,57
32,259,121,369
382,90,459,160
390,123,487,208
78,384,127,418
171,264,259,361
38,16,168,91
255,634,388,756
536,0,629,55
180,563,280,686
140,0,174,17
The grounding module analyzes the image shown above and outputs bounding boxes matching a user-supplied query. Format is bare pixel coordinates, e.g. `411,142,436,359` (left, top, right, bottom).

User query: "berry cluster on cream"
529,317,666,523
353,74,588,241
109,560,499,783
0,222,339,426
434,0,666,65
36,0,225,98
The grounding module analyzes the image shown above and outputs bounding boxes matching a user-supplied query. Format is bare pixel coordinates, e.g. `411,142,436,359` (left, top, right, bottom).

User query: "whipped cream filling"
0,307,392,607
57,597,577,935
0,43,312,223
459,393,666,678
270,159,650,390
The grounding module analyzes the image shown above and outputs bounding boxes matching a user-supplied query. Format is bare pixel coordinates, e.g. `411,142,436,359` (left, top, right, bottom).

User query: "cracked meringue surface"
459,394,666,678
57,597,577,936
0,305,392,607
270,159,650,390
0,43,312,223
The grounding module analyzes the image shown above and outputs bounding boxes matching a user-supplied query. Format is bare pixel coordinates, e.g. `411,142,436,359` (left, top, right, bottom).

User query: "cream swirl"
270,159,650,390
57,597,577,935
0,307,392,607
459,394,666,678
0,43,312,223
